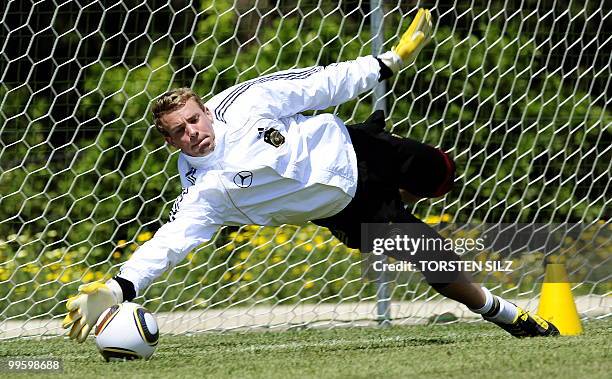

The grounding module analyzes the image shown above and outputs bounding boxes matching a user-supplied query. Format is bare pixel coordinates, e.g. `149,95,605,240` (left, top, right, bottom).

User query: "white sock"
470,287,518,324
470,286,494,314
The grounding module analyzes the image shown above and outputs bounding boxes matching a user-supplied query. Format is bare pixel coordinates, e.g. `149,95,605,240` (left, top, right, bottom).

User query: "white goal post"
0,0,610,339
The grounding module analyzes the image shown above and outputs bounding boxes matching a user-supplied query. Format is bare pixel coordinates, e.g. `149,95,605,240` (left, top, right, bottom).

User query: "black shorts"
313,110,456,250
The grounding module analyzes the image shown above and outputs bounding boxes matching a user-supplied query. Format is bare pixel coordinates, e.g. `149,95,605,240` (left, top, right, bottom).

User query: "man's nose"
186,124,199,138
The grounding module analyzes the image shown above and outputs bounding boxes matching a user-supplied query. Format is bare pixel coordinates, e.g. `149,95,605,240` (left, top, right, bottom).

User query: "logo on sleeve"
185,167,197,185
169,188,189,222
263,128,285,148
233,171,253,188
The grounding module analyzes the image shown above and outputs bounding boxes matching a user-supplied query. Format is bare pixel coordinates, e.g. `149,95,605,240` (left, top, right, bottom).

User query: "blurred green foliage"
1,221,608,318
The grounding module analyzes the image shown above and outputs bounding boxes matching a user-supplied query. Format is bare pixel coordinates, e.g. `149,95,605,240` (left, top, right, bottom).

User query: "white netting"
0,1,610,338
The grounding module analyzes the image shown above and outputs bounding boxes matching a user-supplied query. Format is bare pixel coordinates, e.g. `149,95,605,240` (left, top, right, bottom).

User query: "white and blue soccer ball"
94,302,159,361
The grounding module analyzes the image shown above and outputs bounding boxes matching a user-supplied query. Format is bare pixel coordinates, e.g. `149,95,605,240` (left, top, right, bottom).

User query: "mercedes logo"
233,171,253,188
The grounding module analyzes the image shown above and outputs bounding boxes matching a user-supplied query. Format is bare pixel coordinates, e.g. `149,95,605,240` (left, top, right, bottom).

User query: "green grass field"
1,319,610,379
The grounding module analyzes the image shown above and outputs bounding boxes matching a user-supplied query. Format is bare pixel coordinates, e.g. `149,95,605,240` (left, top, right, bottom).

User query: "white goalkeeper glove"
378,8,433,72
62,280,123,342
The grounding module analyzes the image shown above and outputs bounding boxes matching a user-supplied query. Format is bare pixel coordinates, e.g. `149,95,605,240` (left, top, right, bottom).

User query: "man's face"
160,98,216,157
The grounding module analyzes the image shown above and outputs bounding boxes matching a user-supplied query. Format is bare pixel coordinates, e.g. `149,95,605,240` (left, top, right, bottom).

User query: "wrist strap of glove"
106,278,126,303
377,51,403,74
376,57,394,81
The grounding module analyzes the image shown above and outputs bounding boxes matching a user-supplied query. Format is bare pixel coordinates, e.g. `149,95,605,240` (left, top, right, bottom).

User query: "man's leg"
327,117,559,337
380,133,559,337
430,274,484,309
319,210,559,337
385,213,559,337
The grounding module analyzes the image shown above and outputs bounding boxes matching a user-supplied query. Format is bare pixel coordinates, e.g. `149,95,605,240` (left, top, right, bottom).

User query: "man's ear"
164,136,177,148
203,105,213,122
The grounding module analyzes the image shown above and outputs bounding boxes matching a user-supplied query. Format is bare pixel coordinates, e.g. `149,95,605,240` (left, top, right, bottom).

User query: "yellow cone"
537,263,583,335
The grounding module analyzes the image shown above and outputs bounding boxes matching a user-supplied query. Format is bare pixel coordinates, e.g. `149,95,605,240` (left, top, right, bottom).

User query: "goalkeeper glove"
378,8,433,73
62,280,123,342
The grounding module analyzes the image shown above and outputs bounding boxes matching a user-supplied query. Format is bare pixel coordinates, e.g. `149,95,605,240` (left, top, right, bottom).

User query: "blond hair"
152,88,206,136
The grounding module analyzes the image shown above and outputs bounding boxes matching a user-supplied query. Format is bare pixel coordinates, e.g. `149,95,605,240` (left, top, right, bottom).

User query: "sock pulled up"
470,286,518,324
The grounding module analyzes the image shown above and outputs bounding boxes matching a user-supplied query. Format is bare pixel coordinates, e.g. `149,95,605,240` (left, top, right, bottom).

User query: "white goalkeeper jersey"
118,56,382,295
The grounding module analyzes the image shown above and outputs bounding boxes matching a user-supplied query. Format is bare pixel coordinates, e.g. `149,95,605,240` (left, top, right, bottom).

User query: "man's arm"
218,8,433,122
244,56,383,120
62,189,220,342
113,213,219,297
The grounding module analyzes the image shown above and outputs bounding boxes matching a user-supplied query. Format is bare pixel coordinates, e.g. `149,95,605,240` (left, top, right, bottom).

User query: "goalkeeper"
63,9,558,342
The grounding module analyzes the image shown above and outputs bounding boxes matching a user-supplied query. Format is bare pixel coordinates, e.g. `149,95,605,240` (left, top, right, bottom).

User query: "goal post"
0,0,609,338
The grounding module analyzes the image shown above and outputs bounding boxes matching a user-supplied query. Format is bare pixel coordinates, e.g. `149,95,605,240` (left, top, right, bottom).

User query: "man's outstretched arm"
62,193,220,342
224,8,433,121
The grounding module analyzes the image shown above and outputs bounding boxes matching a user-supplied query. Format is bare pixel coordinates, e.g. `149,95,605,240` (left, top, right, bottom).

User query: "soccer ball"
94,302,159,361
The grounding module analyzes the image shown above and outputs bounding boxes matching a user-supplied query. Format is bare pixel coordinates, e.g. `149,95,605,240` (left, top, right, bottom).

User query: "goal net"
1,0,609,338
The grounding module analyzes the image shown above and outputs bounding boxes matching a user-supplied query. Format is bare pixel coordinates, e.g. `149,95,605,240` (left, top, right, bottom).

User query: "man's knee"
400,148,456,198
431,149,456,197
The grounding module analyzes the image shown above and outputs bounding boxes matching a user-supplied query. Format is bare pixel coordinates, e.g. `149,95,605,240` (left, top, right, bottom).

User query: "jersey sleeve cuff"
376,57,394,81
111,275,137,302
376,51,403,74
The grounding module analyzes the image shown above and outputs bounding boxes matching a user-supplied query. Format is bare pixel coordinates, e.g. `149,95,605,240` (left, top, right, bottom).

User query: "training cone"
537,263,583,335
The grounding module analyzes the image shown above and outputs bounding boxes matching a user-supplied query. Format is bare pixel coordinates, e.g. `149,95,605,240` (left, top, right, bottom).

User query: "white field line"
1,296,609,339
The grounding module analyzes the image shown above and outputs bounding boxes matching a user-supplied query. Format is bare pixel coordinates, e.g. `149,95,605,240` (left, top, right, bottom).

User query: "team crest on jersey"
258,127,285,147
